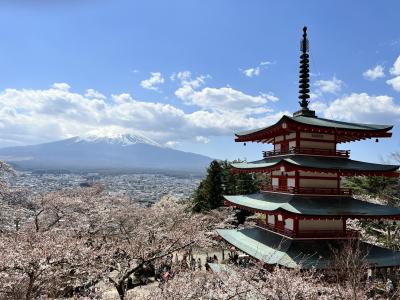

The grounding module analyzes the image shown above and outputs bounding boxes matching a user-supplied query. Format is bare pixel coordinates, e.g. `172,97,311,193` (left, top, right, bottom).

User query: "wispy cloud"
241,61,273,78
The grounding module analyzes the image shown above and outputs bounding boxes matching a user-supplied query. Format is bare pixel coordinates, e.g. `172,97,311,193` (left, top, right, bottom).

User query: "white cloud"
174,71,278,116
363,65,385,80
260,92,279,102
311,93,400,124
165,141,180,148
243,67,260,78
195,136,210,144
390,56,400,76
314,76,343,94
176,85,270,115
85,89,106,99
140,72,165,90
0,83,286,147
387,76,400,92
52,82,71,91
387,56,400,92
241,61,273,78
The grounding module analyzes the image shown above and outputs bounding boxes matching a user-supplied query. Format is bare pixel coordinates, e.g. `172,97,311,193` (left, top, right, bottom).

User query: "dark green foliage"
192,160,224,212
344,176,399,202
192,160,259,212
220,160,259,196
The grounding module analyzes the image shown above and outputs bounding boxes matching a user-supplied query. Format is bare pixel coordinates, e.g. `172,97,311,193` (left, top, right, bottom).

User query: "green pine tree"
192,160,260,212
192,160,224,212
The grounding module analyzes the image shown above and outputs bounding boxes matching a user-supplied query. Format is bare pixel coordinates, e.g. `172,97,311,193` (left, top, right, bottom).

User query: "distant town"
10,170,202,204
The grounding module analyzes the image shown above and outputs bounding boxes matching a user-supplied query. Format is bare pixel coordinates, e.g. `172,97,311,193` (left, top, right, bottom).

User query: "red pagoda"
217,27,400,269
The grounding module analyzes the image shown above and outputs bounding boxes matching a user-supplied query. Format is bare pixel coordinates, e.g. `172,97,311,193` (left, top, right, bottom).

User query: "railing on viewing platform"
255,220,359,239
262,147,350,158
260,184,352,196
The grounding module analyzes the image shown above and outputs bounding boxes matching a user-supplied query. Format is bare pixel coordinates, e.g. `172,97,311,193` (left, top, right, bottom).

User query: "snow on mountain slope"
74,133,162,147
0,133,212,172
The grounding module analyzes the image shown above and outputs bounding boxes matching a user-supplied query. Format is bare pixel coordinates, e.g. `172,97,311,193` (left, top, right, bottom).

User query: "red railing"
255,220,359,239
260,184,352,196
263,147,350,158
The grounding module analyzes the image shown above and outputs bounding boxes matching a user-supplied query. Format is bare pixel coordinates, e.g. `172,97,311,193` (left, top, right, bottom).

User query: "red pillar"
294,217,299,236
342,218,346,233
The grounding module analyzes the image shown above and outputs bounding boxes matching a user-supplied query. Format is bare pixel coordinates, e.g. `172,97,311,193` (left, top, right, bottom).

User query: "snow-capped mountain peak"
75,133,162,147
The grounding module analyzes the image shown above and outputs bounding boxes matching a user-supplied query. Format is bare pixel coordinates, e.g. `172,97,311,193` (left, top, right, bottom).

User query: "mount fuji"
0,134,213,173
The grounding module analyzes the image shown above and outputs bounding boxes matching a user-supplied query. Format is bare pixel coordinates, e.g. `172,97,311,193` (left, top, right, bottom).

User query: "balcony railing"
256,220,359,239
260,184,353,196
263,147,350,158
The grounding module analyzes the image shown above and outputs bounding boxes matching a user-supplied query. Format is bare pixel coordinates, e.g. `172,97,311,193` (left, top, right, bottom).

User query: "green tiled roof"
231,155,399,172
217,227,400,269
224,193,400,217
235,115,393,137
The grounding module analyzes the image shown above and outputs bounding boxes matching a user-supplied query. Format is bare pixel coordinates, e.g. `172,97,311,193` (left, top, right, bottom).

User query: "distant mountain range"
0,134,213,173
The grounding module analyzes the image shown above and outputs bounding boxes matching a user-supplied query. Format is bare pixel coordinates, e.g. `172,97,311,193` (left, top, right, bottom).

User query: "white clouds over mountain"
0,82,284,147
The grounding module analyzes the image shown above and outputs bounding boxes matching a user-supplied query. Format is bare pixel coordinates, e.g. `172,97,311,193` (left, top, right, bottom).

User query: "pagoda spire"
293,26,315,117
299,26,310,108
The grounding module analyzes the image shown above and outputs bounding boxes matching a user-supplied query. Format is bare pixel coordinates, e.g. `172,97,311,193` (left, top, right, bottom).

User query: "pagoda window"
284,218,294,231
274,143,281,151
267,214,275,225
287,178,295,188
276,214,284,230
288,140,296,149
272,177,279,187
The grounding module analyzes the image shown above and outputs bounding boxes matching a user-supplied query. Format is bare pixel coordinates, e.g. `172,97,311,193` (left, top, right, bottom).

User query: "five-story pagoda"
217,27,400,269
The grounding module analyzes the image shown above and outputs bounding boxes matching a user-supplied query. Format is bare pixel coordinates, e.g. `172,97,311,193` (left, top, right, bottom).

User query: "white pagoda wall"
299,140,335,150
299,179,338,188
298,171,338,189
299,132,335,150
299,219,342,231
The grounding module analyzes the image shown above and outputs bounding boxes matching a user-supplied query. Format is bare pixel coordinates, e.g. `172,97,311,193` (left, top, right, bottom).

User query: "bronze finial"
299,26,310,109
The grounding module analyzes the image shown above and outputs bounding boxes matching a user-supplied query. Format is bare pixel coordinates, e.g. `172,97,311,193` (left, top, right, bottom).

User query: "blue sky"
0,0,400,163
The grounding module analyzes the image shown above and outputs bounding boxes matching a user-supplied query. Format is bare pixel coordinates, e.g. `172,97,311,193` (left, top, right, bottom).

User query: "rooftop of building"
217,227,400,269
231,154,399,175
224,192,400,218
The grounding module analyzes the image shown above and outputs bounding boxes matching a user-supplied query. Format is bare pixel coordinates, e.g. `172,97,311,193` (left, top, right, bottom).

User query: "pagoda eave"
224,200,400,220
235,116,393,144
217,228,400,269
231,163,399,178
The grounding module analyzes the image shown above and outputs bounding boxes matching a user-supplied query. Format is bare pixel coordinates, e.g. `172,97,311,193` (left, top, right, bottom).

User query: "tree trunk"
115,282,125,300
25,273,35,300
